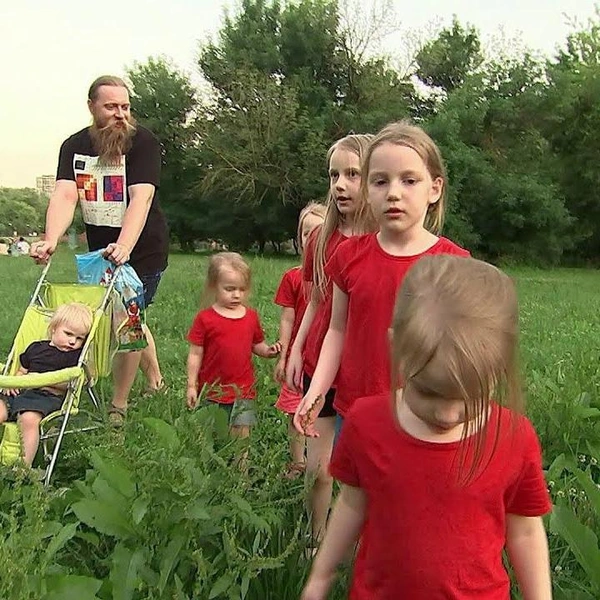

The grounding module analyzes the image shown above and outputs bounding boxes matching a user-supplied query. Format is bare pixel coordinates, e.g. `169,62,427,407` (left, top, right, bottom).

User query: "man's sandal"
108,404,127,428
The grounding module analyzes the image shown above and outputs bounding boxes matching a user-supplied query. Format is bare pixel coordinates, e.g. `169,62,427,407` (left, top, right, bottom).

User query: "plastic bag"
76,250,148,352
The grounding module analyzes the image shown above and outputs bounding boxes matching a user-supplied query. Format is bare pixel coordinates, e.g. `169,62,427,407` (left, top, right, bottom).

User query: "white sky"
1,0,598,188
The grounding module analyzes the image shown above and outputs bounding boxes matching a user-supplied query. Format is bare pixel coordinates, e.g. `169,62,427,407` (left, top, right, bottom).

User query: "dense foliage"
124,2,600,263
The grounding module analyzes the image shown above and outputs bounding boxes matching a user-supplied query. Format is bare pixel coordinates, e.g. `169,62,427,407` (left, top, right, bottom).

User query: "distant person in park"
186,252,281,442
301,255,552,600
30,75,169,426
285,133,375,546
16,237,30,255
273,201,326,479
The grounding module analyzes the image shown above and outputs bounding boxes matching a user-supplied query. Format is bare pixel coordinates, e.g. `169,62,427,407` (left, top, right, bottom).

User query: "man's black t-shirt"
20,341,83,373
56,125,169,276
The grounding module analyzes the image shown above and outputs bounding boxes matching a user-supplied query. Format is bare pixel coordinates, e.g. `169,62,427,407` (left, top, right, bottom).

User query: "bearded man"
31,75,169,425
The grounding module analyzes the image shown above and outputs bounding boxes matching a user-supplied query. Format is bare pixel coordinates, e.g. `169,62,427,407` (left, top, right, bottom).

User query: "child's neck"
212,303,246,318
337,215,355,237
377,226,438,257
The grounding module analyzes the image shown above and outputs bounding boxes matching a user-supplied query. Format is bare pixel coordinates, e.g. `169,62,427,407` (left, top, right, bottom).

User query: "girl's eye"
404,178,417,185
330,173,339,181
349,169,360,178
371,179,386,186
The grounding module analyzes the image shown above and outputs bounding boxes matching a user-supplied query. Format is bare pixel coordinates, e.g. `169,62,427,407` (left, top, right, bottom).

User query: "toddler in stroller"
0,303,92,466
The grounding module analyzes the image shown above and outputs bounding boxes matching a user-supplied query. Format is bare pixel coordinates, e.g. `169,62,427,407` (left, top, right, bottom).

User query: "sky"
1,0,598,188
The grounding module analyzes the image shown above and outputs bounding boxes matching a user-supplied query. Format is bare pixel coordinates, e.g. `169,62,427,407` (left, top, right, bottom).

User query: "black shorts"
138,270,164,306
302,374,337,418
3,389,63,420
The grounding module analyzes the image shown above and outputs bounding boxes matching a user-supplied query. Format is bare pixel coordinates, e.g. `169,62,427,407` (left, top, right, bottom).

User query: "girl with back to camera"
186,252,280,439
302,254,552,600
295,121,469,439
285,133,375,544
273,202,326,479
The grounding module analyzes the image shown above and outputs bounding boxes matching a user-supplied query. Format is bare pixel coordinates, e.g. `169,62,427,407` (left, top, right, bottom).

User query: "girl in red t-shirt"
301,255,552,600
285,134,376,543
295,121,469,438
186,252,281,439
274,202,326,479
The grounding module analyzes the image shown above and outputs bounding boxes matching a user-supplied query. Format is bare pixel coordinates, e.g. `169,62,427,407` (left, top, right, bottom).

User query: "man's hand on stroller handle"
103,243,131,266
30,240,57,264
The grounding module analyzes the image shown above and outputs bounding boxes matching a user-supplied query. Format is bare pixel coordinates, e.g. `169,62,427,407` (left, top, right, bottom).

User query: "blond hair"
202,252,251,308
313,134,376,300
357,120,447,235
88,75,129,102
297,201,326,252
391,255,522,482
48,303,93,338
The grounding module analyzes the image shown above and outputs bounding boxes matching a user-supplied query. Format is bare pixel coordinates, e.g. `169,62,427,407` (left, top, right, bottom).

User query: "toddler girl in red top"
296,121,469,438
301,255,552,600
274,202,326,478
285,134,376,542
186,252,280,438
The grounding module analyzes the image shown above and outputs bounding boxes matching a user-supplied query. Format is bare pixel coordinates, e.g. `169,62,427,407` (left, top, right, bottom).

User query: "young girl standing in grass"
301,255,552,600
186,252,280,439
285,133,374,543
273,202,326,479
296,121,469,438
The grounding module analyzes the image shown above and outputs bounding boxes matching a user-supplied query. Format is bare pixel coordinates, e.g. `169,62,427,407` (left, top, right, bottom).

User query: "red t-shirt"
187,307,265,403
302,226,348,377
329,234,470,415
274,266,308,361
330,395,552,600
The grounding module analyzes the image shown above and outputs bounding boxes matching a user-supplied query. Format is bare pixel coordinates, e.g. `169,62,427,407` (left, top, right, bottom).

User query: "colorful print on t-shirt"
103,175,125,202
73,153,127,228
76,173,98,202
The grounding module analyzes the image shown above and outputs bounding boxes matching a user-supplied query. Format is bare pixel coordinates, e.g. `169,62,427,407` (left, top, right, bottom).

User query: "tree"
195,0,417,250
415,17,483,94
127,57,200,250
0,188,45,235
428,54,573,264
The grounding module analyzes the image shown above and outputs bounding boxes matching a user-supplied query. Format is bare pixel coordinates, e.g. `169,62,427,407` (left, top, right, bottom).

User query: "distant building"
36,174,55,196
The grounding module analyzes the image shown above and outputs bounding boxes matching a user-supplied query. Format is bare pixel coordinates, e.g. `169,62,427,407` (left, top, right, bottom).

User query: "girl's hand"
300,572,336,600
266,341,282,358
274,358,287,383
186,386,199,409
285,349,304,392
293,393,325,437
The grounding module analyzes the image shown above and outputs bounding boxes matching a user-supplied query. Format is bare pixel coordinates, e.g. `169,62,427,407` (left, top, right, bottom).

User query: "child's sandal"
142,380,168,398
283,461,306,480
108,404,126,428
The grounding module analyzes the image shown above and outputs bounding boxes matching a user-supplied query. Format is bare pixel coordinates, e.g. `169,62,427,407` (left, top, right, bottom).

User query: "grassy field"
0,246,599,599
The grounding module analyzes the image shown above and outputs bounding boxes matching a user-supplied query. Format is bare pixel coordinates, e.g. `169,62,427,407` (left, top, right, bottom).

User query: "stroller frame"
0,259,119,485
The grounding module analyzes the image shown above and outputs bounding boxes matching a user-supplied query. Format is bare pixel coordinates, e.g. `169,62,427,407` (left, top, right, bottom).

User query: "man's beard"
89,116,137,166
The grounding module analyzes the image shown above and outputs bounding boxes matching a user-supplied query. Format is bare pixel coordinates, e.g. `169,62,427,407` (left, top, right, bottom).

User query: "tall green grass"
0,248,599,598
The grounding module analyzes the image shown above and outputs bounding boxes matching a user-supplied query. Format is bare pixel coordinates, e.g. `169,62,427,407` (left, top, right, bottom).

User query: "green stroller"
0,259,118,485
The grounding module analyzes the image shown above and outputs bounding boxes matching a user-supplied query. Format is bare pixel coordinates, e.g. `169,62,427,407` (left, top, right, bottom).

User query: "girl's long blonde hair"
201,252,251,308
356,120,447,235
313,134,375,300
391,254,523,482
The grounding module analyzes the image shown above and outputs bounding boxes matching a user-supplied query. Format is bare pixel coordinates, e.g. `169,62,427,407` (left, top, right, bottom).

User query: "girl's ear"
429,177,444,205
